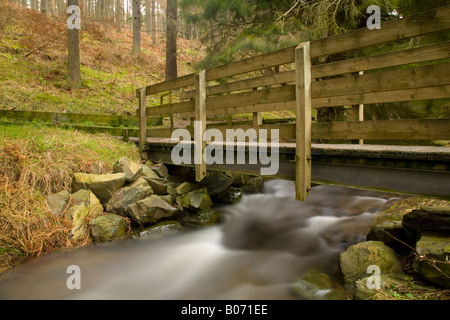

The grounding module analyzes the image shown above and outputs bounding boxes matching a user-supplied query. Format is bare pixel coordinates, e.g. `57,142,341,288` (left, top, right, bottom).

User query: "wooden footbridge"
136,5,450,201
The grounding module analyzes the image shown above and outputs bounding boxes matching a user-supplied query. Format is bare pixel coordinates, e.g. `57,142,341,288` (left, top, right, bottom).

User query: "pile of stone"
45,157,264,244
339,206,450,299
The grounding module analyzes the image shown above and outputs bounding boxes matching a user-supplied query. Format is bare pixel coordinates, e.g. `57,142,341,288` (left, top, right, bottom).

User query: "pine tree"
67,0,82,87
132,0,141,54
165,0,177,80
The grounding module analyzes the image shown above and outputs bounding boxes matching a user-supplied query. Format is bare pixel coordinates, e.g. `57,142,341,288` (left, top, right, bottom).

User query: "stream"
0,180,401,300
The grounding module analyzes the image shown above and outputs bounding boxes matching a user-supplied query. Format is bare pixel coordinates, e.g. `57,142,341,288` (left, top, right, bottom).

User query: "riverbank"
1,123,449,300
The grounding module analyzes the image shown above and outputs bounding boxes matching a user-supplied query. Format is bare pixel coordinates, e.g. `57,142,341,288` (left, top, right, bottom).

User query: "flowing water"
0,180,401,300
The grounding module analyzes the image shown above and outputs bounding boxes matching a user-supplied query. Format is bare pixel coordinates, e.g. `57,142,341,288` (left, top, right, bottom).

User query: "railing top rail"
137,5,450,98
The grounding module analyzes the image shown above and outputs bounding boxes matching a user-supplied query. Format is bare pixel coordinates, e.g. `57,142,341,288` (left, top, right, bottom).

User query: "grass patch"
0,122,139,274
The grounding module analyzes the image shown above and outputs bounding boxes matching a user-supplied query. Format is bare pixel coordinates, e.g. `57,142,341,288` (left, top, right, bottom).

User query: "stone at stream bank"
105,177,154,216
113,157,143,183
128,195,179,224
339,241,403,286
47,158,260,245
46,190,70,218
90,214,129,243
340,205,450,299
72,172,126,204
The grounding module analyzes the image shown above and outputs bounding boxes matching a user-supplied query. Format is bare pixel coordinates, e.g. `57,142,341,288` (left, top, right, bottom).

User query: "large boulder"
46,190,70,218
128,195,179,225
145,162,169,179
403,206,450,241
240,176,264,194
90,214,129,243
339,241,403,285
367,220,411,253
215,186,243,204
105,177,153,216
113,157,143,183
66,204,90,241
413,233,450,288
71,189,103,217
135,221,183,239
292,269,347,300
175,182,195,195
72,173,126,204
197,172,233,196
66,190,103,241
180,208,222,227
176,187,213,210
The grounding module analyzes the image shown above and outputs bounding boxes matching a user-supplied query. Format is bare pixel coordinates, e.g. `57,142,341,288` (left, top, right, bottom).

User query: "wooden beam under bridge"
142,139,450,200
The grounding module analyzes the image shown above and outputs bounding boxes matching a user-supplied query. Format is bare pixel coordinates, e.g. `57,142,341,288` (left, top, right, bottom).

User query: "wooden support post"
295,42,312,201
352,71,364,145
139,88,148,161
195,70,207,182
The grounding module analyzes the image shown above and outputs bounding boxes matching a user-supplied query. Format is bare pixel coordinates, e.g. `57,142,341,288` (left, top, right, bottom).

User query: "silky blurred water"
0,180,400,300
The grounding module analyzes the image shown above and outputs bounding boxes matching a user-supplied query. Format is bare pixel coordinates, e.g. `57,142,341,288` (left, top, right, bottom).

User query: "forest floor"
0,1,204,116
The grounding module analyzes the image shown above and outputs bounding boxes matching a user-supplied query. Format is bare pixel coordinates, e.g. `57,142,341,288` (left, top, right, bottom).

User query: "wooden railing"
137,5,450,201
0,110,161,142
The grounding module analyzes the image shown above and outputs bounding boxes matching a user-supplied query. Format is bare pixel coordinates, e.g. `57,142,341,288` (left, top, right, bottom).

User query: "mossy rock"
292,269,347,300
413,233,450,288
176,187,213,210
339,241,403,285
90,214,129,243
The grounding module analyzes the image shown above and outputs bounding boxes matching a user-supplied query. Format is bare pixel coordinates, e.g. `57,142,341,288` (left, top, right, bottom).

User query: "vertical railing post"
295,42,312,201
139,87,148,161
195,70,207,181
352,71,365,145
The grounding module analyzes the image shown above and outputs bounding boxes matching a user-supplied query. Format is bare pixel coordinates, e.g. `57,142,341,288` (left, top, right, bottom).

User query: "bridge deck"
143,138,450,199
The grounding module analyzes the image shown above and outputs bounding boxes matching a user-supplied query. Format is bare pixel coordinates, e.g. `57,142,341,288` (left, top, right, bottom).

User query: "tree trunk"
145,0,150,35
67,0,82,87
151,0,156,45
116,0,122,32
165,0,177,81
41,0,47,16
132,0,141,54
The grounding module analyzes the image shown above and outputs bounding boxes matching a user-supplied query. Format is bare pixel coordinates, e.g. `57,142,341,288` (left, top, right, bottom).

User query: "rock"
66,204,90,241
197,172,233,196
90,214,129,243
240,176,264,194
175,182,195,195
403,206,450,241
413,233,450,288
128,195,179,225
141,177,170,195
72,172,126,204
135,221,183,239
140,164,160,179
71,189,103,217
176,187,213,210
215,186,243,204
146,162,169,179
113,157,143,183
66,190,103,241
339,241,403,285
45,190,70,218
292,269,347,300
367,220,411,253
105,178,153,216
354,273,415,300
180,208,222,227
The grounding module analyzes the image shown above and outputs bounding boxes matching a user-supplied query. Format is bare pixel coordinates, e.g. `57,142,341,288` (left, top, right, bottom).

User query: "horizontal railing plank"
312,61,450,99
312,85,450,108
312,119,450,140
310,5,450,58
312,41,450,79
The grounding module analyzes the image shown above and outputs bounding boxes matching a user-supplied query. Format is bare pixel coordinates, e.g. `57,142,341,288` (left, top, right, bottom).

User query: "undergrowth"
0,123,139,274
